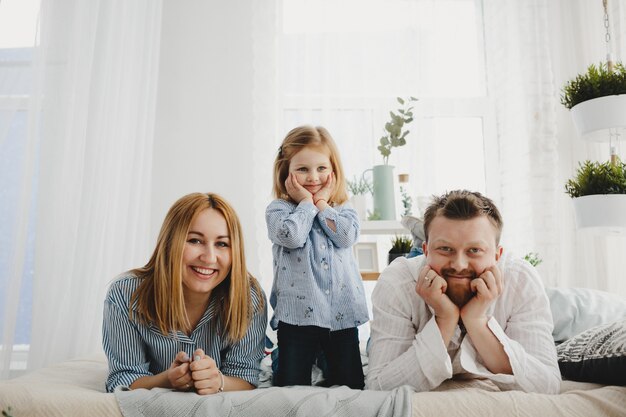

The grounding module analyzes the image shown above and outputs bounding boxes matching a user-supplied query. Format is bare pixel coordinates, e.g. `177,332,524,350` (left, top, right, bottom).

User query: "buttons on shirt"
322,262,329,270
320,243,326,250
325,290,330,295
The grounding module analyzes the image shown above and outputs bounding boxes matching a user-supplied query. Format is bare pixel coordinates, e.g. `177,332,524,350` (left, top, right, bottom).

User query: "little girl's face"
288,146,333,195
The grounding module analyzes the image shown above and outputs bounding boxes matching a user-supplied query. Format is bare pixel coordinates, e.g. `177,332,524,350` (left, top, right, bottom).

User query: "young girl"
266,125,368,389
103,192,267,394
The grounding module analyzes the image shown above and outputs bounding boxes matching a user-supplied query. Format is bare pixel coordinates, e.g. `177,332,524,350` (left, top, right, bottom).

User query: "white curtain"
0,0,162,378
549,0,626,297
482,0,561,284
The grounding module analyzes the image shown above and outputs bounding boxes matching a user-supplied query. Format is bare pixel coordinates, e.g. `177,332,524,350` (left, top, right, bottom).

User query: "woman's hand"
189,348,224,395
167,351,194,391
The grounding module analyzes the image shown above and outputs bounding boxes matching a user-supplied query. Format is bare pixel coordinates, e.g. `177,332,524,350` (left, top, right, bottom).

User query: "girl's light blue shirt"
266,199,369,331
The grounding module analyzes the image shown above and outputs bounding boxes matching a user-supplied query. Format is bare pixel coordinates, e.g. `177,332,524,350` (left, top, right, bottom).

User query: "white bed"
1,352,624,417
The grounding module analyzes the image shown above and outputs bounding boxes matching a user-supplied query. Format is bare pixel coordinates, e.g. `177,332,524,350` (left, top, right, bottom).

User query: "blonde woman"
103,193,266,394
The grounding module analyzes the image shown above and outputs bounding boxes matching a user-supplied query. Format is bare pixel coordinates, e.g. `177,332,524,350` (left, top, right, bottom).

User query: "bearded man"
365,190,560,393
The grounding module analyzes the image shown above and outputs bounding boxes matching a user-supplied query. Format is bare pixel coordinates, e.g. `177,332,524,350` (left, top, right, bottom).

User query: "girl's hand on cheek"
313,172,334,203
285,173,313,203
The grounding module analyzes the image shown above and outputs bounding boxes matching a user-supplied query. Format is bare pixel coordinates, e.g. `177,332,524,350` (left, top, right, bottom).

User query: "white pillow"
547,287,626,343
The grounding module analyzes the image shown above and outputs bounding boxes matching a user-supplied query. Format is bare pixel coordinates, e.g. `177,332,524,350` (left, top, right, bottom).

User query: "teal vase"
371,164,396,220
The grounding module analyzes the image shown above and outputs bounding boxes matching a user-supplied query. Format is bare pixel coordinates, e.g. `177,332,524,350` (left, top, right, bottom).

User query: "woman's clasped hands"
168,349,224,395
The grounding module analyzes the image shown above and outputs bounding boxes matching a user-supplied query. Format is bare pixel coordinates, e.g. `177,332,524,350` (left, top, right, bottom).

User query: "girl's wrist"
314,198,327,206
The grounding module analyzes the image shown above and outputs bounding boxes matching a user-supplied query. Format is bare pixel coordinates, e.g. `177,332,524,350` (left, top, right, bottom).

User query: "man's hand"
416,265,459,320
460,265,503,323
416,265,459,346
285,173,313,203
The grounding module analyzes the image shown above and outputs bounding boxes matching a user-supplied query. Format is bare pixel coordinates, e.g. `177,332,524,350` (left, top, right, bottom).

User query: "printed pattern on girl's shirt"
266,199,369,331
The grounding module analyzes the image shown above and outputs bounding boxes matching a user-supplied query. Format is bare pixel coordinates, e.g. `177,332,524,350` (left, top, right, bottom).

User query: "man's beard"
441,267,477,308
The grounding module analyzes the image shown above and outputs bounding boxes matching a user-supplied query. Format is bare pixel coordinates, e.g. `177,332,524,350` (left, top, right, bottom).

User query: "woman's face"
181,208,232,300
288,146,333,195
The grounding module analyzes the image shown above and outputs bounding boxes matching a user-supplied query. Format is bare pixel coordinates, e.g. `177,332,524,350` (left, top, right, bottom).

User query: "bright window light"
0,0,39,48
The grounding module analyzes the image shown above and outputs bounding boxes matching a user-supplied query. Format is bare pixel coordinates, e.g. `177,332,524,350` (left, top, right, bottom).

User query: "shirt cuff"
297,200,318,215
459,317,515,384
415,316,453,384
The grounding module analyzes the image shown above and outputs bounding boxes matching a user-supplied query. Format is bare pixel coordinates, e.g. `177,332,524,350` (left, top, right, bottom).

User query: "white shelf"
360,220,407,235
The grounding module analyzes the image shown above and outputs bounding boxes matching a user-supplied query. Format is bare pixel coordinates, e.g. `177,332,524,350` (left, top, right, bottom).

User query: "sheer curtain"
0,0,163,377
550,0,626,296
482,0,561,284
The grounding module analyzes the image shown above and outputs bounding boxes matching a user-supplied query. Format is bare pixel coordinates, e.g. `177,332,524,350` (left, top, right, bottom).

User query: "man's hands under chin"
416,265,459,320
459,265,503,325
416,265,459,346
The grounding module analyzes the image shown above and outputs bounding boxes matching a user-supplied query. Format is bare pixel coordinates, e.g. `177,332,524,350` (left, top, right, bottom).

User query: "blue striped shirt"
265,199,369,331
102,275,267,392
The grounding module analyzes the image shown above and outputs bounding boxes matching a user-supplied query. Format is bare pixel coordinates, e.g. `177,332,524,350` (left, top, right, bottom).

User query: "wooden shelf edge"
360,271,380,280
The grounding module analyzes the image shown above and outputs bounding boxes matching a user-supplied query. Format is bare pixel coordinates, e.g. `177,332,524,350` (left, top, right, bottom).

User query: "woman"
103,193,267,394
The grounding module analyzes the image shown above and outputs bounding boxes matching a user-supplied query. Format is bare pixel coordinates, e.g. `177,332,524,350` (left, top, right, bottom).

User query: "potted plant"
565,159,626,232
347,175,373,220
370,96,418,220
388,234,413,264
561,62,626,137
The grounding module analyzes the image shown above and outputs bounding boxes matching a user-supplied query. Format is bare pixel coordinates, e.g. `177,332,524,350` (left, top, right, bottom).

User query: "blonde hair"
272,125,348,205
129,192,264,342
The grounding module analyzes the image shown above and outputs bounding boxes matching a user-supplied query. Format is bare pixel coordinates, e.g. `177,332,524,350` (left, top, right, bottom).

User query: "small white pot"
572,194,626,234
350,194,368,220
570,95,626,139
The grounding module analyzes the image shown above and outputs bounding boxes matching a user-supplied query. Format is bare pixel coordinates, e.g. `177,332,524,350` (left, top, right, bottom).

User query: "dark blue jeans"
273,322,364,389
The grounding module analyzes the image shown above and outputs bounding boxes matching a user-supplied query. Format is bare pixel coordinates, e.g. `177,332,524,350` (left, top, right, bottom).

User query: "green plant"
400,186,412,216
523,252,543,267
347,175,373,196
367,209,381,221
561,61,626,109
389,235,413,254
2,406,13,417
378,96,418,164
565,159,626,198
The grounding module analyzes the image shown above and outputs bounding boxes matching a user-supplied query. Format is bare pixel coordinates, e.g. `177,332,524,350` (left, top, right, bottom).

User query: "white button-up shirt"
366,252,561,393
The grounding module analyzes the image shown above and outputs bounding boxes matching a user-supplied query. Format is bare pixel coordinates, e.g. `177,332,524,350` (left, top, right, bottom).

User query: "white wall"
152,1,263,277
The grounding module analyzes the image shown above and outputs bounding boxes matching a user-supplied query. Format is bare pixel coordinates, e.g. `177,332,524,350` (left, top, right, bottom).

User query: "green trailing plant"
347,175,373,196
389,235,413,254
561,61,626,109
378,96,418,165
565,159,626,198
523,252,543,267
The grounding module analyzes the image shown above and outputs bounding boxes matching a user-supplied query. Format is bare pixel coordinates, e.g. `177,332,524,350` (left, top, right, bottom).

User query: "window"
279,0,495,215
0,0,40,371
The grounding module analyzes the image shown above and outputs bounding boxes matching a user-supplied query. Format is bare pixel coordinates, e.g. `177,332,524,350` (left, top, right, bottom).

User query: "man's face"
422,215,503,307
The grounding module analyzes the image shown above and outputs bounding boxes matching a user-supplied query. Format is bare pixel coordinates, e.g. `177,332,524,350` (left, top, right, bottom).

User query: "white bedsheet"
1,353,624,417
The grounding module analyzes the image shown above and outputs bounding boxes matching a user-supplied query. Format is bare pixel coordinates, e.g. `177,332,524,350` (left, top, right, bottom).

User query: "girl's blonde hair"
129,192,264,342
272,125,348,204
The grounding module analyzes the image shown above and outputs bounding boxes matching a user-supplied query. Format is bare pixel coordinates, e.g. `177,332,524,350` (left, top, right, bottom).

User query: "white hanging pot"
572,194,626,234
570,95,626,140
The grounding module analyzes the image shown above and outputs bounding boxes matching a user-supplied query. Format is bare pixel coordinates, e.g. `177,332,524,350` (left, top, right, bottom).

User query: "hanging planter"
570,94,626,138
572,194,626,233
561,62,626,138
565,160,626,234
